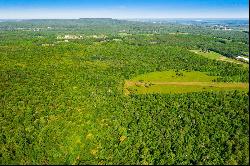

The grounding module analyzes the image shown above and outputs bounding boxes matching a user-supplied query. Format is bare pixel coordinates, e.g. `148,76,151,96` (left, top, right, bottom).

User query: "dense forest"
0,18,249,165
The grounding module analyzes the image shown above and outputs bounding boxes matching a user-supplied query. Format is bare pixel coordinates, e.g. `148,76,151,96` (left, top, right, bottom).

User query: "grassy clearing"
131,70,218,82
190,50,249,68
127,82,248,94
169,32,189,35
125,70,249,95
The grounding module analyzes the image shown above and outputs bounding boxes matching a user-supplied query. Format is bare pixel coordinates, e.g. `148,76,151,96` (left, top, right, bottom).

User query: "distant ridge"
79,18,113,20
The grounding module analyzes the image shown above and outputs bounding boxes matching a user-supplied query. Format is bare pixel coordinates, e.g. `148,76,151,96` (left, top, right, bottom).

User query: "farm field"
0,19,249,165
125,70,249,94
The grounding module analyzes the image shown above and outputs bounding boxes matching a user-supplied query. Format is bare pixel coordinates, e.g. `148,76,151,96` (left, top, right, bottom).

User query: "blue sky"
0,0,248,19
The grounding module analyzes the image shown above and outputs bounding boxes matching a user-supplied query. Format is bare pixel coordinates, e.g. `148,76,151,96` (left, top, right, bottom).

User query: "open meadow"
125,70,248,95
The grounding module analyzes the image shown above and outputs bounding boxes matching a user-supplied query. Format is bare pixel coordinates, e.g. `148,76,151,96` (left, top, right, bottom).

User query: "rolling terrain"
0,19,249,165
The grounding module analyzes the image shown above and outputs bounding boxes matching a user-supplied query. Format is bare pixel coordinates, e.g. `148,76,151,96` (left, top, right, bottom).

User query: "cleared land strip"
125,81,249,95
190,50,249,68
126,81,248,87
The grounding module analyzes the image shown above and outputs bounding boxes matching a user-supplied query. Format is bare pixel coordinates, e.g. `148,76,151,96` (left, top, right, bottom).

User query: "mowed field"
125,70,249,95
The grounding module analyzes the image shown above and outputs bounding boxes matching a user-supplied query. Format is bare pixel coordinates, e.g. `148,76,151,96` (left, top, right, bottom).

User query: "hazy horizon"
0,18,249,20
0,0,248,19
